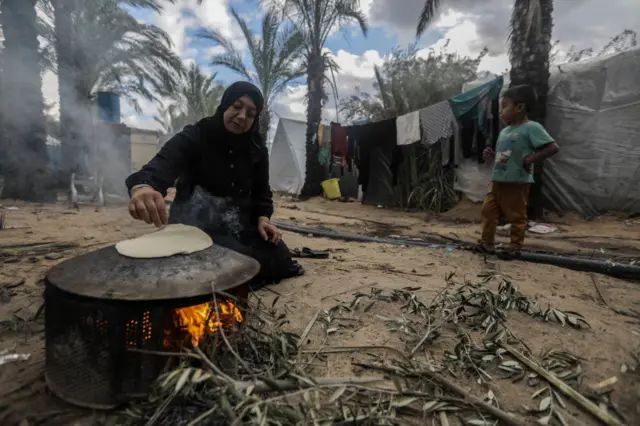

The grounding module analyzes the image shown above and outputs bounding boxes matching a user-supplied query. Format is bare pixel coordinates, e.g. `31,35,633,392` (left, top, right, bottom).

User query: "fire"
168,300,243,347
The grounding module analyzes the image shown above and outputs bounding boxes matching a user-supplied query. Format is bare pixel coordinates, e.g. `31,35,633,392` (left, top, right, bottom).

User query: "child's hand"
483,147,495,161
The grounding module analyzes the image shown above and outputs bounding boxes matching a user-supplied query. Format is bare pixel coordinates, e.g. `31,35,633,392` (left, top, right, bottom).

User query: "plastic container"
321,178,342,199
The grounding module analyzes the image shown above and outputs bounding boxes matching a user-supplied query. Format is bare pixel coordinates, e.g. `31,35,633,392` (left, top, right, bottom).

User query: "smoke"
1,0,182,201
168,185,244,238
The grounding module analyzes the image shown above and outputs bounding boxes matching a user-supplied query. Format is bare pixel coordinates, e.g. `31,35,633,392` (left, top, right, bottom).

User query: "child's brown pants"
480,182,531,248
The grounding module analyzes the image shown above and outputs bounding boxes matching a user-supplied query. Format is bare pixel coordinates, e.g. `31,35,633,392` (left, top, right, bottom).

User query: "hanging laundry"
419,100,455,146
318,124,324,147
330,122,348,168
346,126,359,159
396,111,420,146
317,124,331,166
448,76,503,133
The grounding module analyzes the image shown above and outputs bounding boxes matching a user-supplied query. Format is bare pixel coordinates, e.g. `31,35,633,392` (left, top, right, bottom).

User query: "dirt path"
0,199,638,425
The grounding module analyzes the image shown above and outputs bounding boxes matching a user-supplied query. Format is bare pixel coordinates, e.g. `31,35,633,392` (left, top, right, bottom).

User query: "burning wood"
165,300,243,347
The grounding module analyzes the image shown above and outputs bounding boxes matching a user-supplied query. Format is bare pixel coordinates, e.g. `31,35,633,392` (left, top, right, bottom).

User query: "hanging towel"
318,124,324,147
330,122,348,169
419,100,455,146
396,111,420,146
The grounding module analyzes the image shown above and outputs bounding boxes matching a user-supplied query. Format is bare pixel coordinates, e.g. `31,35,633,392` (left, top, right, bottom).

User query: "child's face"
499,97,526,124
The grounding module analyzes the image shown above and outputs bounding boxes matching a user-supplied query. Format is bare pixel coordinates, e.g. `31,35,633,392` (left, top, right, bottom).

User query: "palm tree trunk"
259,108,271,142
0,48,5,180
300,52,326,197
509,0,554,219
0,0,52,201
52,0,88,178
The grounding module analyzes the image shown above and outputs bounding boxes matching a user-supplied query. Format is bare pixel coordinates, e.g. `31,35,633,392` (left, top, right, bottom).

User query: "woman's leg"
211,233,303,290
242,233,304,285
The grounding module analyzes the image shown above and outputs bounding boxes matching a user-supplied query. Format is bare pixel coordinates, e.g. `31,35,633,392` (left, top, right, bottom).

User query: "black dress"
125,117,302,289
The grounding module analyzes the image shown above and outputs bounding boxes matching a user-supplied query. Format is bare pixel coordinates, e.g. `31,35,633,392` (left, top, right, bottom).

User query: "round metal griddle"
46,244,260,301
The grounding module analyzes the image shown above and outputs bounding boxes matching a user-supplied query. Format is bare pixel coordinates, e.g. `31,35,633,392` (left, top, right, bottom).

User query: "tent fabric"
542,47,640,217
455,48,640,216
269,118,307,195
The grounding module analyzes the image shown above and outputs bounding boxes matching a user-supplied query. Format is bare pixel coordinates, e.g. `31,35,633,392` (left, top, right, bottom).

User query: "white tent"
269,117,307,195
455,47,640,216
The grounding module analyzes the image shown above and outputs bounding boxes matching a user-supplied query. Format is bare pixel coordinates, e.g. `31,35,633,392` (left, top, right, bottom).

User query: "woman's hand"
128,186,168,228
257,217,282,245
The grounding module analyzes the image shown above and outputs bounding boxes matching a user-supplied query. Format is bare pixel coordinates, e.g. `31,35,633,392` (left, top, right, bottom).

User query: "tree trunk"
508,0,554,219
0,0,52,201
0,46,5,180
259,108,271,142
52,0,88,179
300,52,326,197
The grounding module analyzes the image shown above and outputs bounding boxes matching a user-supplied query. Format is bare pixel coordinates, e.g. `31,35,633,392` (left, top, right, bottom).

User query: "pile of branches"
396,142,457,213
121,274,630,426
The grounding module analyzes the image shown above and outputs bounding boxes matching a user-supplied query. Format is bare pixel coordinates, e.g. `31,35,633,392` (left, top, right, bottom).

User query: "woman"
125,81,303,289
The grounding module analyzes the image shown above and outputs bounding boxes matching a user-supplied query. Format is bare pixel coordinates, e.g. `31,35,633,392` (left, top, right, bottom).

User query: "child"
473,85,559,259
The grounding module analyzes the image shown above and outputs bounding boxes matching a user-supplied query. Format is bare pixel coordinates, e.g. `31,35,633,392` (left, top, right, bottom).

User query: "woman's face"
223,96,257,134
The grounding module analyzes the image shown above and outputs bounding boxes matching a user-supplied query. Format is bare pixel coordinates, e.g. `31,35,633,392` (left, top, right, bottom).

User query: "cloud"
271,48,384,124
370,0,640,57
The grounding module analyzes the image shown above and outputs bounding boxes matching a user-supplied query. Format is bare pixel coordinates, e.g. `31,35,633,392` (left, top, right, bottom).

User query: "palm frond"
416,0,441,37
40,0,185,105
211,52,254,82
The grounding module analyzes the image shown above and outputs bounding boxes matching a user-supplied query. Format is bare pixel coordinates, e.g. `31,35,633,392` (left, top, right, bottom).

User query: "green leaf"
537,415,551,425
531,387,548,399
392,376,404,392
466,420,492,426
391,397,418,407
552,390,566,408
328,386,347,404
539,396,551,412
175,368,191,393
553,410,570,426
423,400,440,412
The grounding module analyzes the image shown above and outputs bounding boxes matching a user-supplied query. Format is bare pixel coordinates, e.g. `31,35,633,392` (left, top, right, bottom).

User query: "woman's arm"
125,124,201,197
251,144,274,221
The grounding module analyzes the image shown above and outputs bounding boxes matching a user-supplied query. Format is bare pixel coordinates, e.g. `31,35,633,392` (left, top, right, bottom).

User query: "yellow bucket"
321,178,342,200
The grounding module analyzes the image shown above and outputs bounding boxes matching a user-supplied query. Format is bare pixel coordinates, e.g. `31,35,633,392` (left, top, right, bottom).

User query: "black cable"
274,222,640,281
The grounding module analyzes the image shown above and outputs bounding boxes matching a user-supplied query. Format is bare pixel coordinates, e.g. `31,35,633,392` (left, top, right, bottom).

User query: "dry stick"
302,345,408,359
298,308,321,346
589,274,640,320
320,282,379,300
232,376,384,393
500,342,624,426
353,362,523,426
590,273,609,306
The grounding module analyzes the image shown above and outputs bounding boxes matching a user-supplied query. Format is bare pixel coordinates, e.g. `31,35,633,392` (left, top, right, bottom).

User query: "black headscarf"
205,81,265,148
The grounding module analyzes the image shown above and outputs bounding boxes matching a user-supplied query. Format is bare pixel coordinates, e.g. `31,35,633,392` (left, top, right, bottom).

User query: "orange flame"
168,300,243,347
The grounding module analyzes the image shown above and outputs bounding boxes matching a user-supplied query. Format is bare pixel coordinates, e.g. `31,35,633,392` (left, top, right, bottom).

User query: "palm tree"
416,0,553,124
272,0,368,197
198,7,305,139
417,0,553,219
0,0,50,201
41,0,184,175
155,63,225,137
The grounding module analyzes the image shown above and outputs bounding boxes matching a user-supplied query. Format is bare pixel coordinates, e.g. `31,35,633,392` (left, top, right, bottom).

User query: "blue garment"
492,121,555,184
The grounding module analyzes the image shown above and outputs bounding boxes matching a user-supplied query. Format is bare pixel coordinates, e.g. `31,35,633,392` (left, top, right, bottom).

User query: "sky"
40,0,640,133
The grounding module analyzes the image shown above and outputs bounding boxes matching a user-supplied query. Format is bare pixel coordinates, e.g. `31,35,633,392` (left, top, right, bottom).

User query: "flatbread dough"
115,224,213,259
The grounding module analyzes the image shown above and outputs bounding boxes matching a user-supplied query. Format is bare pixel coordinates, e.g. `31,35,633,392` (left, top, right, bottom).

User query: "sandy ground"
0,196,639,425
